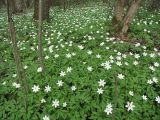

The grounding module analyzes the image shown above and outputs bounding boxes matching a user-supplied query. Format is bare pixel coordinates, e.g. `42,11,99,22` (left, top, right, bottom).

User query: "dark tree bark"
0,0,5,6
112,0,141,37
14,0,24,13
33,0,51,21
121,0,141,35
8,0,25,14
38,0,44,71
63,0,70,11
149,0,160,10
7,0,28,112
112,0,125,32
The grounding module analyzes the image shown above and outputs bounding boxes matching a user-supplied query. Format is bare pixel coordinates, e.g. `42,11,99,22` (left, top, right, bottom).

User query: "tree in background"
102,0,109,3
112,0,141,38
149,0,160,10
7,0,25,14
33,0,51,21
63,0,70,11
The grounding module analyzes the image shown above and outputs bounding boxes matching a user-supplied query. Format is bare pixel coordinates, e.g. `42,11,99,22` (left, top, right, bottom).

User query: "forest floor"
0,4,160,120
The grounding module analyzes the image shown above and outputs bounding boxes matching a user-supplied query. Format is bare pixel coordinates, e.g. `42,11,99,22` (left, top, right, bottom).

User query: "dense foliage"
0,3,160,120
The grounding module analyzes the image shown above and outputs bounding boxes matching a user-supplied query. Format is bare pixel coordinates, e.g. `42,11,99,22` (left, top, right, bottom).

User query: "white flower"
142,46,146,49
103,61,111,70
37,67,43,72
154,48,158,51
41,98,46,103
129,52,133,56
104,103,113,115
152,77,158,83
44,85,51,93
122,54,127,58
32,85,40,93
116,56,122,60
52,99,59,108
106,47,110,50
63,102,67,107
149,66,155,71
96,30,100,33
143,52,147,56
109,56,114,60
100,42,104,46
150,53,155,58
60,71,66,77
142,95,148,101
133,61,139,65
12,74,17,78
43,115,50,120
117,74,124,80
12,82,21,88
135,43,140,47
66,53,72,58
71,86,76,91
83,62,87,64
116,61,122,66
45,56,49,60
134,54,140,59
54,54,59,58
98,79,106,87
24,65,28,69
147,79,153,84
67,67,72,72
129,91,134,96
78,45,84,50
97,88,104,94
96,54,101,58
125,62,129,65
155,96,160,104
125,101,135,111
117,52,122,56
57,80,64,87
87,50,92,55
87,66,93,72
154,62,159,67
2,81,6,85
72,52,76,56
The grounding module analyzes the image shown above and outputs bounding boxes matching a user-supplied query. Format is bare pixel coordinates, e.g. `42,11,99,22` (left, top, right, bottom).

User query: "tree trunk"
112,0,125,32
120,0,141,35
7,0,28,112
9,0,25,14
0,0,6,6
14,0,24,13
63,0,67,11
33,0,51,21
38,0,44,71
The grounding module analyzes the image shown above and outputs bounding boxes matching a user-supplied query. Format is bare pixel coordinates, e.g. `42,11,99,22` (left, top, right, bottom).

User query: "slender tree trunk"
63,0,66,11
44,0,50,19
33,0,39,20
38,0,44,71
33,0,50,21
7,0,28,113
120,0,141,35
9,0,16,14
